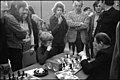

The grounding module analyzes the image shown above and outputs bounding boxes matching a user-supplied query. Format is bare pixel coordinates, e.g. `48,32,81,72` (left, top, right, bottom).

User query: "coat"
81,46,114,80
94,7,120,46
49,14,68,46
4,12,27,49
110,21,120,79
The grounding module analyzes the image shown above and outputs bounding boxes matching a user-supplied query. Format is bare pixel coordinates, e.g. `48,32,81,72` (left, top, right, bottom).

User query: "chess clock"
45,59,62,72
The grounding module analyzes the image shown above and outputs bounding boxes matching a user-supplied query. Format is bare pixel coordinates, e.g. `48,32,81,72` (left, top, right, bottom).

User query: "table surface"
14,52,88,79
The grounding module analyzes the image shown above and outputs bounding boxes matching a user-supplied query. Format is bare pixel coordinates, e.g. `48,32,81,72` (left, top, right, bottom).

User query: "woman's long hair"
25,11,32,36
9,1,27,22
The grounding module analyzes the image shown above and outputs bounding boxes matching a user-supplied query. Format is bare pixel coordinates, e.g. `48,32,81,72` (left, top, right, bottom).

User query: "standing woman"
49,1,68,55
4,1,27,71
21,7,36,67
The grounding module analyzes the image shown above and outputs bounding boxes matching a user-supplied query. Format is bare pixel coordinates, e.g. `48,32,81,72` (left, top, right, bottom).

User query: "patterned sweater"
65,10,90,43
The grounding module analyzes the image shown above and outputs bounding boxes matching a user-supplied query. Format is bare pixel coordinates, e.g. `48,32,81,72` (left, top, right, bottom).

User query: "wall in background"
27,1,94,24
27,1,95,24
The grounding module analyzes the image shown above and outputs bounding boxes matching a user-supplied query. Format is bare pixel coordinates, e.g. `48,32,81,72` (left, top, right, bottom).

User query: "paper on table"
55,70,79,79
25,68,41,79
25,68,37,75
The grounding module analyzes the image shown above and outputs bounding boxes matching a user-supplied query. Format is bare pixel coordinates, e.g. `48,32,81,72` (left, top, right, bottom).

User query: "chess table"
3,52,88,80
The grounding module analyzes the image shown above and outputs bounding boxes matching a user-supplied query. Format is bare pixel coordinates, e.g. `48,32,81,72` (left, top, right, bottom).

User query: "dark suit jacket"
81,46,114,80
94,7,120,46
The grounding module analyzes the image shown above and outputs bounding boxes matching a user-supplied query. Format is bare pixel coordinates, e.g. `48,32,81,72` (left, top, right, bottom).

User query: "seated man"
36,32,59,65
79,32,114,80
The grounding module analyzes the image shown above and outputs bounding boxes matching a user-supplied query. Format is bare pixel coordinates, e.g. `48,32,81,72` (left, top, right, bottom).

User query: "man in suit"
88,0,103,58
79,32,113,80
4,1,27,71
94,0,120,47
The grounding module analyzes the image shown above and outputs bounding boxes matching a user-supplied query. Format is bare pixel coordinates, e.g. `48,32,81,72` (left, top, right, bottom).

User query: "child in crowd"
36,31,60,65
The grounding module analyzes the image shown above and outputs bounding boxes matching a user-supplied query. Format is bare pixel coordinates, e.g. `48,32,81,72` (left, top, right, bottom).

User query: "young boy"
36,31,59,65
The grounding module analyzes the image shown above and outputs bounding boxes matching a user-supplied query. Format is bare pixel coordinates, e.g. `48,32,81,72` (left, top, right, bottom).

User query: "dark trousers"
8,48,23,72
68,31,84,54
75,36,84,53
0,48,9,64
0,40,8,64
68,37,84,54
69,42,75,54
68,32,84,54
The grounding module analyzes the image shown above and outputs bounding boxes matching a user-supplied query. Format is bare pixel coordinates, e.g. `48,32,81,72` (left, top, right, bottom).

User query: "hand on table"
78,51,87,61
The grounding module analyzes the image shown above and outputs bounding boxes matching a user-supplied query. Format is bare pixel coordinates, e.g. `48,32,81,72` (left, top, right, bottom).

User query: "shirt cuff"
81,55,87,61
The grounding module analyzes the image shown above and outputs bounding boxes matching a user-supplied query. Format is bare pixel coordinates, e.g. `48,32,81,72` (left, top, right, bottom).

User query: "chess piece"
8,73,11,80
3,76,6,80
25,73,27,77
12,73,15,80
69,63,73,70
22,71,25,77
21,71,25,78
62,62,66,70
17,71,21,77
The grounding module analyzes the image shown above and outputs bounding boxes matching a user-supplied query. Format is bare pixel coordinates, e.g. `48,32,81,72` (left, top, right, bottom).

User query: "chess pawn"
12,73,15,80
64,54,68,63
17,71,21,77
69,63,72,70
25,73,27,77
72,58,76,68
72,59,75,69
22,71,25,77
62,62,66,70
62,58,66,70
67,54,72,64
